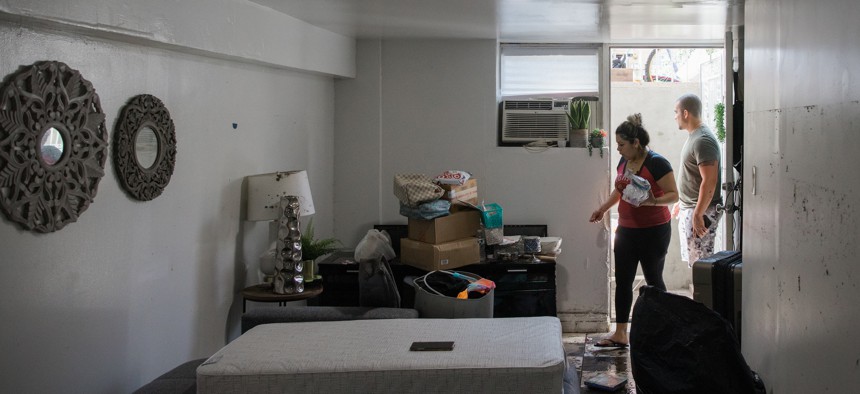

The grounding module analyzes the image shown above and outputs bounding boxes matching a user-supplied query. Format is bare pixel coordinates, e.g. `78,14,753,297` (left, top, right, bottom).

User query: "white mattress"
197,316,565,393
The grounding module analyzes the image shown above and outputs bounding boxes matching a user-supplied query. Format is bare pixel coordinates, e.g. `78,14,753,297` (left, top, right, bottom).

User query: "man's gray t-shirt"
678,124,722,209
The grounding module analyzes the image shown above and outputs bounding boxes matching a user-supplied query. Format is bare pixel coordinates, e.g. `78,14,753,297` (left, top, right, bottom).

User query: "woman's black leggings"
613,222,671,324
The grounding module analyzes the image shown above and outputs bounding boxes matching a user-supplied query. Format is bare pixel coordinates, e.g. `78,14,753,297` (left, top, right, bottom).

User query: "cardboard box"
408,210,481,244
400,237,480,271
440,178,478,206
611,68,634,81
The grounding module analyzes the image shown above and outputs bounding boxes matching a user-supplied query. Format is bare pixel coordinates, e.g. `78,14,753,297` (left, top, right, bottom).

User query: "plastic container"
480,203,503,229
412,272,494,318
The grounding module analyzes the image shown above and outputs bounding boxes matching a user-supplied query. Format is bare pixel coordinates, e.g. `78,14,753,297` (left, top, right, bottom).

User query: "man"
672,94,722,266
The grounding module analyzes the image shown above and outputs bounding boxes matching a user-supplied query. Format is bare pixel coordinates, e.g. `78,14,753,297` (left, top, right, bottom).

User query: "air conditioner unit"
501,100,570,144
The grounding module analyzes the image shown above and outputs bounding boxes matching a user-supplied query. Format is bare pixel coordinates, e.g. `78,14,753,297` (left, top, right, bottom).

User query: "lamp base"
272,195,304,295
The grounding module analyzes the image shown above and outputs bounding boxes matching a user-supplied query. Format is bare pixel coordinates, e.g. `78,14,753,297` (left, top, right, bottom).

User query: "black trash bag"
630,286,766,394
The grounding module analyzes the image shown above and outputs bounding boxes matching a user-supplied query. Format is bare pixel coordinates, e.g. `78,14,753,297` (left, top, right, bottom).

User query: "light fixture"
246,170,315,294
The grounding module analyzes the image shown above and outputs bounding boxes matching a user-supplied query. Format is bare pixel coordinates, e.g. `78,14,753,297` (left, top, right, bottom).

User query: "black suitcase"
692,250,742,344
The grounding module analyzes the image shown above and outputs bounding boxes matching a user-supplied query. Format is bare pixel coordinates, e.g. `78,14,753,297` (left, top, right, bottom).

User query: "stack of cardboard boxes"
400,180,482,271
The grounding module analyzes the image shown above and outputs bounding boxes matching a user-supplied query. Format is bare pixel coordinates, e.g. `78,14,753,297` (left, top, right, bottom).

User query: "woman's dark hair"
615,113,650,147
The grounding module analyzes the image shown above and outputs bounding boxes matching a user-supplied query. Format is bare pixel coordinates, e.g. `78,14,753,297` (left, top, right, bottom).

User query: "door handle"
751,166,756,195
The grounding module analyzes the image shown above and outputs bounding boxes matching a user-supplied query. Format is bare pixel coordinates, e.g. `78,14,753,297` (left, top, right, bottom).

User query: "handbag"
393,173,444,207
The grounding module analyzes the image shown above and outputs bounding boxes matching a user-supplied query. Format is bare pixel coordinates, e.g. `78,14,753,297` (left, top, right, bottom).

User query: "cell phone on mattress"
410,341,455,351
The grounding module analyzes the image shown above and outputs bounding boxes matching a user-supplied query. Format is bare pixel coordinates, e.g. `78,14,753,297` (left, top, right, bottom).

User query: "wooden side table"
241,281,323,312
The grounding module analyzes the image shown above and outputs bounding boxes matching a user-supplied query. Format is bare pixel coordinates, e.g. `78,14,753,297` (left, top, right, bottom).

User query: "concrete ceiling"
250,0,743,44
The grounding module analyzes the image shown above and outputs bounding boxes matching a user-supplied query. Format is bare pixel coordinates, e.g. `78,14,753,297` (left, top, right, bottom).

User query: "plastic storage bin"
412,271,494,318
480,203,503,229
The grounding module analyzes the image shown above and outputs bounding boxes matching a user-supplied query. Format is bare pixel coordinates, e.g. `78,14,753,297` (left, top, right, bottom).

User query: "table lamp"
246,170,315,294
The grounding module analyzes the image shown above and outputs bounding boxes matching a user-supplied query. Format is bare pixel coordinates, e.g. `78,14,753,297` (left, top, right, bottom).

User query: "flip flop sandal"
594,339,628,348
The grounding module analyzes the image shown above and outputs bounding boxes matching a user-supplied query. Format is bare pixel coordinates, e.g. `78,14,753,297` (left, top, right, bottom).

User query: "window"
498,44,602,147
500,44,600,100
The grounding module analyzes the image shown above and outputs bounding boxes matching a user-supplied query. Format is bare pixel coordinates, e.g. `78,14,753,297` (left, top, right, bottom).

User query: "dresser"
310,251,557,317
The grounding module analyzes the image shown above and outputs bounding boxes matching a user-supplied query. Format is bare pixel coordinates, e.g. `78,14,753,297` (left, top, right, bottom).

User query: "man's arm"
692,160,719,236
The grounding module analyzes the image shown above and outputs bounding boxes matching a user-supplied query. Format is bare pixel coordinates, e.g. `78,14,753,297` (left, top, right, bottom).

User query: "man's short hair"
677,94,702,119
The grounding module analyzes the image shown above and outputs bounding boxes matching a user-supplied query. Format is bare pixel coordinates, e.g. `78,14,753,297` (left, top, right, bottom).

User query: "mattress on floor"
197,316,565,394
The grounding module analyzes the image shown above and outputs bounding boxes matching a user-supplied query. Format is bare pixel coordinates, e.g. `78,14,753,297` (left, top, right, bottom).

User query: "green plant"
566,99,591,130
714,102,726,143
589,128,607,140
301,218,341,261
588,128,607,157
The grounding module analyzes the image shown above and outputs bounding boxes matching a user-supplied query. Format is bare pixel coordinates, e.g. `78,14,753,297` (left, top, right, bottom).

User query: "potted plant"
566,99,591,147
588,128,608,157
301,219,341,282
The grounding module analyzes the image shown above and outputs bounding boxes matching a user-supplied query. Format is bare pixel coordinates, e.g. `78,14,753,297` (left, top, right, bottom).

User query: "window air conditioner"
501,100,569,144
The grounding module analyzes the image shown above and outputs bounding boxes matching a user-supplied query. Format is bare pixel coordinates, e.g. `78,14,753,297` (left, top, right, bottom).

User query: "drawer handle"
506,269,528,273
346,270,359,273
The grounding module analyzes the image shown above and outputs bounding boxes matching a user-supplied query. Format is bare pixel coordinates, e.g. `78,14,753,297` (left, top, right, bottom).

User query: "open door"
607,46,728,321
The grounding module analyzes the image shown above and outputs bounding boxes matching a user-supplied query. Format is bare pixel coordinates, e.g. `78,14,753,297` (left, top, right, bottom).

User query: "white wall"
0,3,341,392
0,0,355,77
334,39,612,332
744,0,860,391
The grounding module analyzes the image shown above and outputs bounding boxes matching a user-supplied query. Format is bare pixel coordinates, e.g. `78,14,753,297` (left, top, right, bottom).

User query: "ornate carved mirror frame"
113,94,176,201
0,61,108,233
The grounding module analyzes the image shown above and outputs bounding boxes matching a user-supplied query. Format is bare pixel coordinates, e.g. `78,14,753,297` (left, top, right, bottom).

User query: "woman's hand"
589,209,606,223
638,190,657,208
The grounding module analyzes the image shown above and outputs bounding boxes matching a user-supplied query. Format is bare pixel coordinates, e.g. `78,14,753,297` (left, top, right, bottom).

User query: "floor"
563,327,635,393
563,289,693,393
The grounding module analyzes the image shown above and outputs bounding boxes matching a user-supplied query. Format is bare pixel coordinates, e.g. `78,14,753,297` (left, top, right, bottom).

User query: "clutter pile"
394,171,482,271
392,170,562,267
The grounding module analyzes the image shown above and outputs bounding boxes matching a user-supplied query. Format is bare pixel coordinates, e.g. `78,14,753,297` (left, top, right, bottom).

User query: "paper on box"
440,178,478,206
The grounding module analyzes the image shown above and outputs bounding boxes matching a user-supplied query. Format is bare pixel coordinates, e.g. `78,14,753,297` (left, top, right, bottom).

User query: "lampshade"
246,170,315,221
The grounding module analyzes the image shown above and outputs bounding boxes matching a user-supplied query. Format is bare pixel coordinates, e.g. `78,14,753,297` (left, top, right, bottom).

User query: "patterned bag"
393,174,444,207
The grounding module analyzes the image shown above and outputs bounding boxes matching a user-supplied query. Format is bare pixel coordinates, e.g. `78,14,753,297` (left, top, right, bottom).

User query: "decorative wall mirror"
0,61,108,233
113,94,177,201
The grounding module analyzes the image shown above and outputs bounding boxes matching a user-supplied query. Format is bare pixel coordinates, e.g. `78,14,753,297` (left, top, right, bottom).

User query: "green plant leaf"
301,218,342,261
568,99,591,129
714,102,726,143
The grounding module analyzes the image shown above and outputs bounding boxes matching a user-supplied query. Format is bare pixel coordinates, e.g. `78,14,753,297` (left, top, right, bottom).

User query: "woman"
589,113,678,348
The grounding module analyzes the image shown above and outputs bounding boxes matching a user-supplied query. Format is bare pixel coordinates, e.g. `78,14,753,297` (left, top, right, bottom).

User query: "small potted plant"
588,128,607,157
301,219,341,282
566,99,591,148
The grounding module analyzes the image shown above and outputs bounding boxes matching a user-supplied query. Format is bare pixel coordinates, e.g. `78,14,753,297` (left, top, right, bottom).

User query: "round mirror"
113,94,176,201
0,61,108,233
135,126,159,169
39,127,64,166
